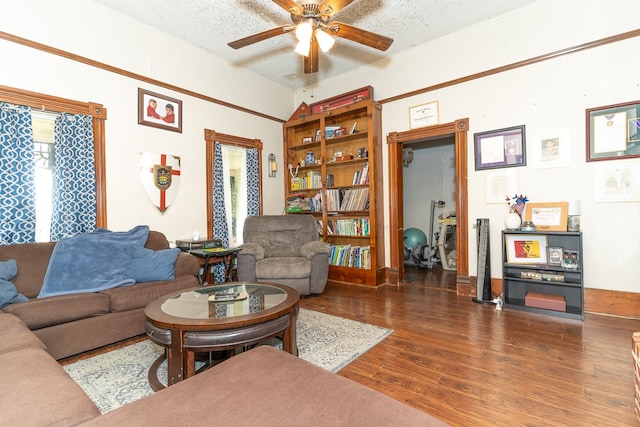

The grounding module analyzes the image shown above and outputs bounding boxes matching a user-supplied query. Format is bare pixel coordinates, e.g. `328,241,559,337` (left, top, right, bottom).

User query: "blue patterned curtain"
212,142,230,283
49,113,96,241
0,103,36,244
246,148,259,217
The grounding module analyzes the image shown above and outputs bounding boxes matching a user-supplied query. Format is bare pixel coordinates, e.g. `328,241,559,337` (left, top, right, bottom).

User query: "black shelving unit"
502,230,584,320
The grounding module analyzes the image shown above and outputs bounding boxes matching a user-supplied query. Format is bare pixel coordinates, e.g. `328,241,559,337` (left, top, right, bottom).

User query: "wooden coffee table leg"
184,350,196,379
166,330,184,386
282,307,299,356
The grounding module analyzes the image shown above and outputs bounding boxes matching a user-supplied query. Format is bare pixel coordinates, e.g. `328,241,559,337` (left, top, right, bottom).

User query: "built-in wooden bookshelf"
283,100,384,286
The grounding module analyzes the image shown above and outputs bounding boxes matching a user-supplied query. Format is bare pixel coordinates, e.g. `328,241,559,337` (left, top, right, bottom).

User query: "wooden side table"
188,248,241,285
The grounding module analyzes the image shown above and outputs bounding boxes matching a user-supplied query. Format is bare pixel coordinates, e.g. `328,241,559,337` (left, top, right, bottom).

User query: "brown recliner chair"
236,215,330,296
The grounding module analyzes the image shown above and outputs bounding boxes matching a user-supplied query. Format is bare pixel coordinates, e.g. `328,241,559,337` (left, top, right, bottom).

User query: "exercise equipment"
403,200,445,269
437,219,457,271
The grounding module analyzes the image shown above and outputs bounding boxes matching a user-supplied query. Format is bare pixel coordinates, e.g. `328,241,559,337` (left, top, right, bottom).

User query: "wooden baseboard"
584,288,640,318
392,269,639,319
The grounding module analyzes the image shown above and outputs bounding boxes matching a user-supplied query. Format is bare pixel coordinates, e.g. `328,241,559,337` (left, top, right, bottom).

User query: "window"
221,145,248,245
0,85,107,244
32,112,56,241
204,129,262,244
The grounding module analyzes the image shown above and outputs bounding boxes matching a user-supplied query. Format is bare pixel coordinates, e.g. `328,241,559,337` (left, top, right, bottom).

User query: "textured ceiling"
90,0,540,90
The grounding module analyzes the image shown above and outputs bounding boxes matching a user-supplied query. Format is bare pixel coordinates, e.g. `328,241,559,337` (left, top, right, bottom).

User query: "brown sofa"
0,314,448,426
0,230,200,360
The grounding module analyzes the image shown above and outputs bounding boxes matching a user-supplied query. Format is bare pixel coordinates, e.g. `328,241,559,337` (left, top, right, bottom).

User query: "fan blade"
272,0,302,15
318,0,356,16
228,25,290,49
303,40,319,74
330,22,393,51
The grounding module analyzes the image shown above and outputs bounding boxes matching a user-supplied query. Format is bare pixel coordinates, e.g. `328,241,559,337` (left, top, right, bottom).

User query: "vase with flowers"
505,194,529,230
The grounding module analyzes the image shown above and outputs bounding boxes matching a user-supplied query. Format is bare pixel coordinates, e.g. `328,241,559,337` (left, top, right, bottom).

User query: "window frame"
0,84,107,229
204,129,263,240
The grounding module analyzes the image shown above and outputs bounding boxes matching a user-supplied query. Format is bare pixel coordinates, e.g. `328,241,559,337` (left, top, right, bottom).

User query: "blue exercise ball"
403,228,428,250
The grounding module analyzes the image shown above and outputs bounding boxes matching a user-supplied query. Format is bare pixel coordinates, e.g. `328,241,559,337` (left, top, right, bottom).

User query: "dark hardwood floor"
61,265,639,426
302,266,640,426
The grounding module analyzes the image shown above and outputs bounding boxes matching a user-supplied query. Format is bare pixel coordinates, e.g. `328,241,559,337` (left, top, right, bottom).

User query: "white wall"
295,0,640,293
0,0,293,242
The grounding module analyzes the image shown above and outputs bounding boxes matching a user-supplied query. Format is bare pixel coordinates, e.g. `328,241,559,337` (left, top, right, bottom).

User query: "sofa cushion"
0,313,46,354
0,241,55,298
38,225,149,298
79,346,448,427
125,247,180,282
0,260,29,308
256,257,311,279
0,278,28,308
3,293,110,330
0,348,100,425
101,275,198,312
0,258,18,280
144,230,170,250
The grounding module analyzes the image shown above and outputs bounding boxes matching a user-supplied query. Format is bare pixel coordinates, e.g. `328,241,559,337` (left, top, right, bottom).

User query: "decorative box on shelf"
524,292,566,312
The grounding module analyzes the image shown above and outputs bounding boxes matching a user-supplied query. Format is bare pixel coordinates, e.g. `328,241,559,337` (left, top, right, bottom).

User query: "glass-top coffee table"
145,282,300,390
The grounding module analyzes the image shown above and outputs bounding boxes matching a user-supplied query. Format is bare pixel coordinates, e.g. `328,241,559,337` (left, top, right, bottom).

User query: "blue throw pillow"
125,247,180,282
0,260,28,308
0,259,18,281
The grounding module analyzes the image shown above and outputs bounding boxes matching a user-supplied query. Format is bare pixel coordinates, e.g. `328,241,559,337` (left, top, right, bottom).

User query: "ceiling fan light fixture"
295,40,311,56
295,20,313,42
315,29,335,52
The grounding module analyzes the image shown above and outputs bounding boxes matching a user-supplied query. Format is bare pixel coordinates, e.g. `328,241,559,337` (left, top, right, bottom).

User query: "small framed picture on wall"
138,88,183,133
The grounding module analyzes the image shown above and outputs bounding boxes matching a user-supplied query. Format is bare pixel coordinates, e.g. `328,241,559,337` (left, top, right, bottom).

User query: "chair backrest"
243,215,318,257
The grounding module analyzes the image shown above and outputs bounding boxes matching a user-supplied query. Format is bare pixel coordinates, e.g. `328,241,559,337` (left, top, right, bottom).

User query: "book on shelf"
352,162,369,185
334,218,370,236
328,244,370,269
339,187,369,211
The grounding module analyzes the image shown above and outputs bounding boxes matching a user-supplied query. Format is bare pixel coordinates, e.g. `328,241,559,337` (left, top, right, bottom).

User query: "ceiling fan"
228,0,394,74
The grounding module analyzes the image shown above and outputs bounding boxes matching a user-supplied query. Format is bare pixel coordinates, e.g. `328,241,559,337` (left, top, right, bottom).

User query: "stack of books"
329,244,371,269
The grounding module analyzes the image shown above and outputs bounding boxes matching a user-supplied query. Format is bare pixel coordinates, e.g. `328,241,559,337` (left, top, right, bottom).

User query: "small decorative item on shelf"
305,150,315,165
505,193,529,230
505,205,522,230
562,250,579,270
521,221,536,232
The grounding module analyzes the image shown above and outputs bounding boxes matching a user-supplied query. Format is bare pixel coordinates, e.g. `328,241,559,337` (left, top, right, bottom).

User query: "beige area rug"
63,308,393,413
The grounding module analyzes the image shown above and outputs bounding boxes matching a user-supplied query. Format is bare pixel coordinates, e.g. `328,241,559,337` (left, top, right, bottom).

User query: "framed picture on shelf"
302,137,313,144
325,126,341,138
334,127,346,137
525,202,568,231
474,125,526,170
315,129,321,142
547,246,564,265
137,88,182,133
505,234,548,264
562,250,580,270
586,99,640,162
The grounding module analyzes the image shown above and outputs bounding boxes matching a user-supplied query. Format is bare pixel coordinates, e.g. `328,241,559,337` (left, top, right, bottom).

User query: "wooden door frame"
387,118,471,293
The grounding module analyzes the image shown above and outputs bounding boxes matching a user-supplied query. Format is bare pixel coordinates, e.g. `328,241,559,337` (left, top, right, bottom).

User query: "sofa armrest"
300,240,330,260
174,253,200,278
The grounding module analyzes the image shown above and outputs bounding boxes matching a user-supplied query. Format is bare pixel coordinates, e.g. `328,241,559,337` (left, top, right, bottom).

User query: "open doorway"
387,119,471,294
402,137,456,290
